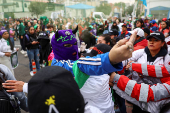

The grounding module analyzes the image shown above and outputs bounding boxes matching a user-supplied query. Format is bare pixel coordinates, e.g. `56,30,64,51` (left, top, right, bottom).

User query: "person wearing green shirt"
16,20,26,54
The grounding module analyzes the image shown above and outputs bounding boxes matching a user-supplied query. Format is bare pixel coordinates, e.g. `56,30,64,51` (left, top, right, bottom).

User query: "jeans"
103,30,108,34
27,49,40,71
19,35,26,51
10,37,15,47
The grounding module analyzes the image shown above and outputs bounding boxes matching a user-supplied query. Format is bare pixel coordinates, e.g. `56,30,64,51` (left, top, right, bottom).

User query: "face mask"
51,29,79,60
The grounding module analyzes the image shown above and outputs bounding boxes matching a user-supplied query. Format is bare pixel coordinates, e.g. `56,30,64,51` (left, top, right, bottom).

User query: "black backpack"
0,72,21,113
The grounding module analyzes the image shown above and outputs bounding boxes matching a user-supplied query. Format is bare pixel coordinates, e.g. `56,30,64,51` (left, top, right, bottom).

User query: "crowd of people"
0,15,170,113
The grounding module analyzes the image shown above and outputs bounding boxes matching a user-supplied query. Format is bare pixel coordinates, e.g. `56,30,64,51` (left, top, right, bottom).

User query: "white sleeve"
0,52,5,57
85,105,102,113
85,49,91,53
23,83,28,93
129,49,144,61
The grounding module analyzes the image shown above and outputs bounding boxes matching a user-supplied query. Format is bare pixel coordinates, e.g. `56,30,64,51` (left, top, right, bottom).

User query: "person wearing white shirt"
47,25,55,43
0,30,18,75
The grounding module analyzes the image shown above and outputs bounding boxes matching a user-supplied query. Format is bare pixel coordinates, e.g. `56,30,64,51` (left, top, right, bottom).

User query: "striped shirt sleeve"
131,63,170,78
77,52,123,75
113,74,170,102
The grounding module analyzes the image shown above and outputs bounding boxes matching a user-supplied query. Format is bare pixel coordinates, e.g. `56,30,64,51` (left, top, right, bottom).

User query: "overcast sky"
108,0,135,4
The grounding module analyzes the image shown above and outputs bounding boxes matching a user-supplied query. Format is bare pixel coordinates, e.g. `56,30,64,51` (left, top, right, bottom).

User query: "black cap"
83,44,111,57
107,29,119,36
142,27,150,35
37,31,49,41
28,66,85,113
147,31,165,41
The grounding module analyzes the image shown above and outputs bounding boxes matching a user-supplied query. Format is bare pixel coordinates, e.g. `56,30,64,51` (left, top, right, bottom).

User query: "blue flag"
140,0,147,6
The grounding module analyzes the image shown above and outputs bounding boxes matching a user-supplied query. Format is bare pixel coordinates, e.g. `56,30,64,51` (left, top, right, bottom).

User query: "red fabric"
159,24,162,31
161,77,170,83
116,75,156,102
147,85,155,102
134,39,148,51
132,63,142,74
153,23,158,28
132,64,170,78
167,41,170,45
161,66,170,77
147,65,156,77
79,26,86,36
121,30,129,35
117,75,129,91
116,75,154,102
131,83,141,101
162,29,170,36
117,66,126,74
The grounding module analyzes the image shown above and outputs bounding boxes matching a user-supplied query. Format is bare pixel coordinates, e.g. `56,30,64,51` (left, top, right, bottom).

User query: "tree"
126,5,133,16
114,2,126,16
126,5,141,17
96,3,112,15
28,2,47,18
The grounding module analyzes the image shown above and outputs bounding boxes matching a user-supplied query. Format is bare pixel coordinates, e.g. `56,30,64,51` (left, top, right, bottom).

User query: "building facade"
145,0,170,19
0,0,64,18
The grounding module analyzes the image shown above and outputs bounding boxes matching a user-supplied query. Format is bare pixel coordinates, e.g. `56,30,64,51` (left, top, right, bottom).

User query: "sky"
108,0,135,5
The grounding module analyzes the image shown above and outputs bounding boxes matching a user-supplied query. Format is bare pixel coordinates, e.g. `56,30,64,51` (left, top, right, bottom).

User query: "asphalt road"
14,39,31,113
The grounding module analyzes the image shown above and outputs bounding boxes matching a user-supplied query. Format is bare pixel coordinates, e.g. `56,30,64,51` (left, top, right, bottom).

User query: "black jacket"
25,32,39,50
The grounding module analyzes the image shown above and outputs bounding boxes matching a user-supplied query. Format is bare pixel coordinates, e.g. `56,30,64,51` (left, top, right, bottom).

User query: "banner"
10,51,18,69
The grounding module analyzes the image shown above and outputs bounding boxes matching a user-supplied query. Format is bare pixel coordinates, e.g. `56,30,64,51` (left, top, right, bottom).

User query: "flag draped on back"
140,0,147,6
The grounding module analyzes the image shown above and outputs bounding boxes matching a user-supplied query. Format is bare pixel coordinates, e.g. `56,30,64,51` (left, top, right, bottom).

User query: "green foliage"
126,4,141,17
96,3,111,15
114,2,126,16
28,2,47,18
126,5,133,15
114,2,126,9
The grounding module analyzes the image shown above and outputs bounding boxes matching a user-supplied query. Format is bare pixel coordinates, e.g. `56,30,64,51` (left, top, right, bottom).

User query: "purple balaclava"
51,27,79,61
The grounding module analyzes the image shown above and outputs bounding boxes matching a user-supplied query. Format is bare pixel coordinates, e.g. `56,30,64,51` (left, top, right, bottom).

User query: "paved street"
14,39,31,113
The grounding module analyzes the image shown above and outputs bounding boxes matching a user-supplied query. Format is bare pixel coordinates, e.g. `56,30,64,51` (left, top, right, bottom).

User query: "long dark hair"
163,41,168,50
136,19,145,28
161,21,169,32
0,31,14,51
28,26,37,38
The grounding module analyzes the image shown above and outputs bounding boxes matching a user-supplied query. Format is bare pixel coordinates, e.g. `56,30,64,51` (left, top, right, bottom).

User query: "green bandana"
6,38,10,45
73,61,89,89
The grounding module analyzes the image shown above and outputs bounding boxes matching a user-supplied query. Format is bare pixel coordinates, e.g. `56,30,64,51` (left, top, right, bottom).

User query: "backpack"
0,71,21,113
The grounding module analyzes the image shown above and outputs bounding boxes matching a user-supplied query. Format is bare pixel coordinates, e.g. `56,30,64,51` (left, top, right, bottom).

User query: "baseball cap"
142,27,150,35
83,44,111,57
122,24,127,28
162,18,167,21
107,29,119,36
28,66,85,113
147,31,165,41
129,28,144,37
0,30,7,36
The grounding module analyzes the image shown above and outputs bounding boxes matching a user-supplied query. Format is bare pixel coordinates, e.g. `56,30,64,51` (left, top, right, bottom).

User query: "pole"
121,2,122,20
22,0,24,12
132,1,138,30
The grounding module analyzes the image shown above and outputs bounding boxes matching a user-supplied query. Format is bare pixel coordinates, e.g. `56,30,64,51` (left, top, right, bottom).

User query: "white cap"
129,28,144,37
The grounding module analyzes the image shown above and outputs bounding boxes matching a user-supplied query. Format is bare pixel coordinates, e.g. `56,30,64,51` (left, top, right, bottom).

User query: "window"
95,15,101,19
3,0,7,8
25,3,27,7
16,2,19,7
